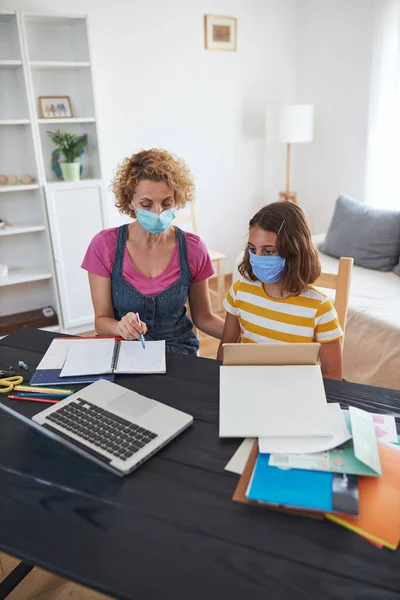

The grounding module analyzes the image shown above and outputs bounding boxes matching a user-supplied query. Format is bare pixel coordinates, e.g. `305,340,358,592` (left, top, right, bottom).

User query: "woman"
82,148,224,355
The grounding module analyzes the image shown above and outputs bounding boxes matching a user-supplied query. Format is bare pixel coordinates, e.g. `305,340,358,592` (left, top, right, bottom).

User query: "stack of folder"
232,407,400,551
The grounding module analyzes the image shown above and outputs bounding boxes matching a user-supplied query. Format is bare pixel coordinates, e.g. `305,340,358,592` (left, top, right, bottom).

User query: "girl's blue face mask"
135,206,176,235
249,252,286,283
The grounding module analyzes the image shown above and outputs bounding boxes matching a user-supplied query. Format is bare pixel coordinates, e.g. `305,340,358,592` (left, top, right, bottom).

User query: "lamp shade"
266,104,314,144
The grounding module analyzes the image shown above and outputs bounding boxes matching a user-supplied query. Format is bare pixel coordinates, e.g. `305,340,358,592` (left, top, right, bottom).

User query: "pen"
136,312,146,350
8,395,59,404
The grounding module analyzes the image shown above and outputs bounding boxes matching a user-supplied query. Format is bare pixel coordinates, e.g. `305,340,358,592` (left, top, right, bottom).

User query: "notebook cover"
326,444,400,550
247,454,359,514
232,441,324,520
30,369,115,387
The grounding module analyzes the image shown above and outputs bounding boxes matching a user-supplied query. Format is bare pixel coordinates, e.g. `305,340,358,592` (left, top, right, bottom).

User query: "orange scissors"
0,374,24,394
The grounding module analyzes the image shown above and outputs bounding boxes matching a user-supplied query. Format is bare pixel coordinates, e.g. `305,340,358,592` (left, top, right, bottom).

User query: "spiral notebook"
30,338,115,386
60,338,166,377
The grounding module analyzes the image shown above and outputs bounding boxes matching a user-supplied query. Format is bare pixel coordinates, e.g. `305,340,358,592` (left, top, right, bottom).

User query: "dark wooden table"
0,329,399,600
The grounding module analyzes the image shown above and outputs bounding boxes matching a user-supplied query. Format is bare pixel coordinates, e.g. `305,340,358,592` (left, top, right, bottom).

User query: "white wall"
293,0,375,233
3,0,298,269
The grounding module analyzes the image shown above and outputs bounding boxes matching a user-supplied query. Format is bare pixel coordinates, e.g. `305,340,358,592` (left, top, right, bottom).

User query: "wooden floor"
0,278,230,600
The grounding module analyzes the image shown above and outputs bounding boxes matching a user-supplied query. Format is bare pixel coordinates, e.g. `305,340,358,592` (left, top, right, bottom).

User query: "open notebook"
60,338,166,377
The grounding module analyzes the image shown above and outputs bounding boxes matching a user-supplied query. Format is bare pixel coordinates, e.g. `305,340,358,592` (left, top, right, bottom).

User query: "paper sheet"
116,340,166,374
60,339,115,377
224,438,255,475
36,339,72,370
268,438,380,477
220,364,332,438
259,403,351,454
349,407,382,475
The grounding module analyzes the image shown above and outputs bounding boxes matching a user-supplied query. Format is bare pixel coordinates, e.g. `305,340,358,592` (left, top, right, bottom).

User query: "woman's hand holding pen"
115,312,148,341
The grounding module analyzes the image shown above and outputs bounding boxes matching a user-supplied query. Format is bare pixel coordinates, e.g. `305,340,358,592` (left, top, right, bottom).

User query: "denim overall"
111,224,199,355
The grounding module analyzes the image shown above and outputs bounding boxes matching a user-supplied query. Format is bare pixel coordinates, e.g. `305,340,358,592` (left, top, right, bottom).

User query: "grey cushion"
319,195,400,271
394,260,400,277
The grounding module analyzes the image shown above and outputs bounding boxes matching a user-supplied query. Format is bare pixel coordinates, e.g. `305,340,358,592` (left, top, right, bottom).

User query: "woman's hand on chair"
115,313,148,341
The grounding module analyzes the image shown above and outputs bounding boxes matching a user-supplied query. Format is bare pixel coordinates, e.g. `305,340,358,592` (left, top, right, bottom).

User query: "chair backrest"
172,201,199,235
314,257,353,334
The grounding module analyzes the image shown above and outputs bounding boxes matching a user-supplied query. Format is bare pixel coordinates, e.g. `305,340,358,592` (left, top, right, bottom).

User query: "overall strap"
175,227,192,282
113,224,129,275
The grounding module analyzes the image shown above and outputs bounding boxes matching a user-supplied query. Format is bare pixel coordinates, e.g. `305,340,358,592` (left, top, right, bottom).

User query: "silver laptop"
0,380,193,476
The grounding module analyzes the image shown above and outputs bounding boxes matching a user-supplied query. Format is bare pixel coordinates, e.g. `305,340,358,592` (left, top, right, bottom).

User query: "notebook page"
60,339,115,377
36,339,71,370
116,340,166,374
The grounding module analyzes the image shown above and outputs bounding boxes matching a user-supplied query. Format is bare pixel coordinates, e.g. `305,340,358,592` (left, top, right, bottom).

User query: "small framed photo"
204,15,237,51
39,96,73,119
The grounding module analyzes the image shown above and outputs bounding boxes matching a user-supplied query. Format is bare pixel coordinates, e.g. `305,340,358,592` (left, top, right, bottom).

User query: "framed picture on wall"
204,15,237,51
39,96,73,119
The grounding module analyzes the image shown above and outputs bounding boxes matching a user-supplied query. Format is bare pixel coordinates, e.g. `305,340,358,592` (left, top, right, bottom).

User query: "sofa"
315,234,400,391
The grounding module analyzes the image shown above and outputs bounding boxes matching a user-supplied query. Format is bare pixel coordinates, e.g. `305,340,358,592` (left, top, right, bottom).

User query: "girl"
217,203,343,379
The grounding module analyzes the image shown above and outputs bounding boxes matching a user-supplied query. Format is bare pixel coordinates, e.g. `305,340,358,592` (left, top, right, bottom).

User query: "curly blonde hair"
112,148,195,218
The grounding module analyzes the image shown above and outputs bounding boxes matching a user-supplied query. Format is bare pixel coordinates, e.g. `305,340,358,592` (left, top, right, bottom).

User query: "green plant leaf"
47,130,88,163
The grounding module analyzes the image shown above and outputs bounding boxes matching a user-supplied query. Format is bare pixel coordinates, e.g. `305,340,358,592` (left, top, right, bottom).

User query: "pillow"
394,260,400,277
319,195,400,271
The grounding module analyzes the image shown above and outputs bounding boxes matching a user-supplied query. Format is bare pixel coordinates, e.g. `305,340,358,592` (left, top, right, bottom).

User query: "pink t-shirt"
81,227,214,295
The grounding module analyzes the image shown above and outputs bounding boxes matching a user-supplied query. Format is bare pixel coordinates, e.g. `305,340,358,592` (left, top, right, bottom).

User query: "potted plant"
47,130,88,182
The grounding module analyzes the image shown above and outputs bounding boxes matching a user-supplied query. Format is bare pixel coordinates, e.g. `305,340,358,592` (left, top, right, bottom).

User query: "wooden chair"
173,202,226,308
314,257,354,334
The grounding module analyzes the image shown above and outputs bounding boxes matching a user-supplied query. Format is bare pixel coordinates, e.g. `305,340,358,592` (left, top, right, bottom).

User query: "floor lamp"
267,104,314,205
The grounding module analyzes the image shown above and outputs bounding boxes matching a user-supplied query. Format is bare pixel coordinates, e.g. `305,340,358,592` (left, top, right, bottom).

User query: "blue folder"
247,453,333,511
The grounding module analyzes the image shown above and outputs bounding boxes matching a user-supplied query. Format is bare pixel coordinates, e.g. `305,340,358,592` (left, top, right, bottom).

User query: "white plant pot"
60,162,80,182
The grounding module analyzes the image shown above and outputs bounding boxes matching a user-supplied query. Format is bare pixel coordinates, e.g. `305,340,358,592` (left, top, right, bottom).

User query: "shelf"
0,60,22,69
24,14,86,25
0,184,39,193
0,224,45,236
0,119,30,125
45,178,102,189
38,117,95,124
0,267,52,287
30,61,90,69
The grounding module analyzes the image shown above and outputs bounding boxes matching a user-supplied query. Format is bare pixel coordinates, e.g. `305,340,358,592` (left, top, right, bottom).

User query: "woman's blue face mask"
134,205,176,234
249,252,286,283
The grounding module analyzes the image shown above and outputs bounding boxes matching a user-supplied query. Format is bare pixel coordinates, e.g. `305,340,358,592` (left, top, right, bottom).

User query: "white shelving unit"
0,10,105,334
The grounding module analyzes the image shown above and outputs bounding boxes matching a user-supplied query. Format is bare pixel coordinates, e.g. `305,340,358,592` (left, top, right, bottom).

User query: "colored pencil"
16,392,70,399
8,395,59,404
14,385,74,395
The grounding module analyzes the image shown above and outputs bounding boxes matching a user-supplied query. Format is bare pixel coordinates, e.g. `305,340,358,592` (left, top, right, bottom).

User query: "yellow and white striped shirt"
224,278,343,344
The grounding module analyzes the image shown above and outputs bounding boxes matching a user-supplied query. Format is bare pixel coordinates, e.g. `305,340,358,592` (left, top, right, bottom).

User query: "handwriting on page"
117,341,165,373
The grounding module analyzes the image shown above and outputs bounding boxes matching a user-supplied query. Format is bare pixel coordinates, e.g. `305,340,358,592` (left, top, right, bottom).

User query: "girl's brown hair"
112,148,195,218
239,202,321,295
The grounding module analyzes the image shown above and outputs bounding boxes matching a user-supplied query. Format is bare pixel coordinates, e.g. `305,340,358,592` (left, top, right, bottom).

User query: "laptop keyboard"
45,398,158,461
